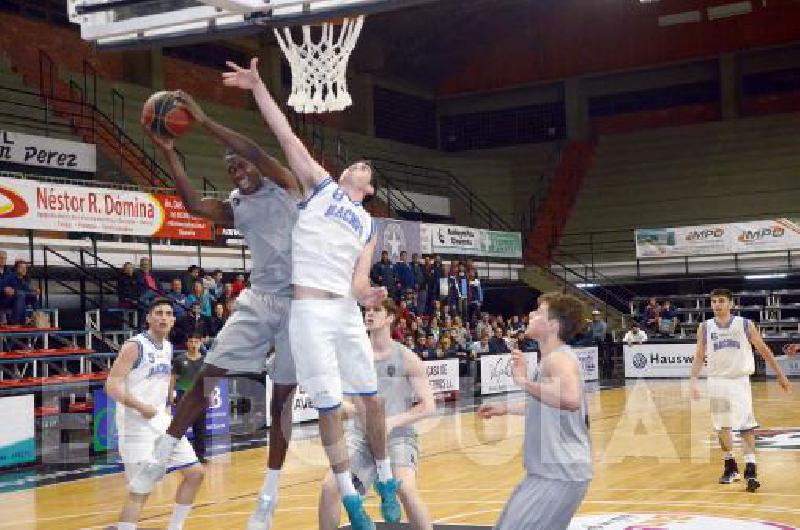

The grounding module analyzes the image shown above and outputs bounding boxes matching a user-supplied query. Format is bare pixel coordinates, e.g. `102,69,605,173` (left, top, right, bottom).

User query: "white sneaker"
129,460,167,495
246,494,276,530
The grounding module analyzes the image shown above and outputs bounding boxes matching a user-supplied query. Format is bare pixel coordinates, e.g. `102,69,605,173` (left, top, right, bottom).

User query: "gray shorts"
348,431,418,489
204,288,296,383
495,474,589,530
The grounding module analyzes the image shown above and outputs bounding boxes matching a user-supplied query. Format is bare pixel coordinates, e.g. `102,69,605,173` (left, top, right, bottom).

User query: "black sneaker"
719,458,741,484
745,462,760,492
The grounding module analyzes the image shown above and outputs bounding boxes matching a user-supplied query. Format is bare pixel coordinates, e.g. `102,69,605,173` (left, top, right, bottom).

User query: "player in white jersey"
135,92,301,530
105,298,204,530
319,297,435,530
691,288,793,492
224,58,401,530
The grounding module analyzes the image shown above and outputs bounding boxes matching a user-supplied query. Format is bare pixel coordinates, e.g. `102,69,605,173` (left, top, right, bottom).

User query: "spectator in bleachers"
446,265,461,317
457,264,469,319
465,258,477,278
489,326,510,354
391,318,406,342
206,302,228,337
167,278,189,320
467,270,483,325
643,296,660,335
397,298,412,323
431,299,446,323
428,316,442,342
475,313,492,343
659,299,677,336
591,310,608,344
440,335,458,357
135,258,161,320
429,254,444,313
421,255,433,314
624,322,648,344
209,269,225,300
181,265,201,296
117,261,138,309
370,250,397,300
414,334,427,356
516,330,537,352
231,273,247,298
423,334,438,360
393,250,414,294
172,301,210,348
0,260,39,325
0,250,11,280
411,253,425,304
404,335,416,350
187,281,213,318
474,331,490,355
451,316,469,351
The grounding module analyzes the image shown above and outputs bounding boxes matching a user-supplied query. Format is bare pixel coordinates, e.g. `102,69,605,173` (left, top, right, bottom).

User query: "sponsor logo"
383,222,406,260
738,225,786,243
685,228,724,241
0,185,28,218
569,512,796,529
632,353,647,369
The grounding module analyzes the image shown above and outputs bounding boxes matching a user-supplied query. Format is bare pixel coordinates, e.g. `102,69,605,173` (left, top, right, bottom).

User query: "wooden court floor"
1,380,799,529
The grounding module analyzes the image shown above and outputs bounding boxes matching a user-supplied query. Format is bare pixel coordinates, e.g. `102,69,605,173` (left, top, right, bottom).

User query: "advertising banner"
573,346,599,382
0,394,35,467
635,219,800,258
421,223,522,258
371,218,423,262
0,176,213,240
423,359,459,393
624,343,702,378
265,377,319,425
1,130,96,172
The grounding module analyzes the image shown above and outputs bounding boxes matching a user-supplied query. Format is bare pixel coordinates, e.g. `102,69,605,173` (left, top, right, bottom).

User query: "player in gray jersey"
319,297,435,530
133,92,300,530
479,292,592,530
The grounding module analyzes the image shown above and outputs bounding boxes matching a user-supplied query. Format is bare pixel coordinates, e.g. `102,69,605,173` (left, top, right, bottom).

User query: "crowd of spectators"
622,296,679,344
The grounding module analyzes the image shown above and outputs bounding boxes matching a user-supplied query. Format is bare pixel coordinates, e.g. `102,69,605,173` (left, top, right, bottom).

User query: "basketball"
141,91,193,138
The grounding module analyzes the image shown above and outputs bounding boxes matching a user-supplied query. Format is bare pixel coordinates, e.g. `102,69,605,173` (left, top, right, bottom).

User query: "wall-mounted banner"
0,130,96,172
573,346,599,382
624,343,704,378
635,219,800,258
423,359,459,393
0,394,35,468
371,218,423,262
421,223,522,258
0,176,213,240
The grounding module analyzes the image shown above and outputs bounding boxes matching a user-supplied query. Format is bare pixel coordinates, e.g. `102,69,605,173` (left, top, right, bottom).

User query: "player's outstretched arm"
222,58,327,194
175,90,301,196
385,348,436,433
105,341,157,419
748,320,792,392
142,123,234,227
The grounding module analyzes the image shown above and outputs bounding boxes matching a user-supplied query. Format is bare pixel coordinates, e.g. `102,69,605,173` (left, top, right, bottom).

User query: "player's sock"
118,523,136,530
155,434,179,462
335,471,358,498
375,459,393,483
260,468,281,499
744,453,756,465
167,504,192,530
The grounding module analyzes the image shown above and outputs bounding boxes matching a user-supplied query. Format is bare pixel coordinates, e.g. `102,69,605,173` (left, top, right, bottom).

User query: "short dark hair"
148,297,174,314
538,292,586,342
188,265,199,272
710,288,733,301
188,331,204,340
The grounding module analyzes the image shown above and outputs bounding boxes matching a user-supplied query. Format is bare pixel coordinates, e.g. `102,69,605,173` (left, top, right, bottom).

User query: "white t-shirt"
702,316,755,378
624,329,648,343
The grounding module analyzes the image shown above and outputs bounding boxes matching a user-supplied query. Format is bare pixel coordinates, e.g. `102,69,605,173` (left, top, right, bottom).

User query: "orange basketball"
141,91,193,138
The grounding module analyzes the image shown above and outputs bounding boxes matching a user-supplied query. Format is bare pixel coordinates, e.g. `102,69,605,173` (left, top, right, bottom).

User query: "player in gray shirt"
479,292,592,530
133,91,300,530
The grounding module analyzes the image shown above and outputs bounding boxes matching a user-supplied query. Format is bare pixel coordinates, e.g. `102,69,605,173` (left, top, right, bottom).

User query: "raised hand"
222,57,262,91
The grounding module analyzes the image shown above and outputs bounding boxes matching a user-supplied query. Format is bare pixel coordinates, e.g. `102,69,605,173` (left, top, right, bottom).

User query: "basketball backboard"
68,0,436,49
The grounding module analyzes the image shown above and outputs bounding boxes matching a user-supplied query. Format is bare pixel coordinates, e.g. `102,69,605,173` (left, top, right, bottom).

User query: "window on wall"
0,0,70,26
439,102,566,152
588,81,719,116
743,68,800,96
373,87,437,149
163,43,249,71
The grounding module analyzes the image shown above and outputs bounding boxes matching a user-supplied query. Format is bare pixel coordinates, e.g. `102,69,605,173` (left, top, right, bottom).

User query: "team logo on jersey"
569,513,795,529
632,353,647,369
386,364,397,377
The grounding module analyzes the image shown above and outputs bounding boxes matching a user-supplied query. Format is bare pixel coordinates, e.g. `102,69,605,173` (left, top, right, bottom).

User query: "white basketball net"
274,16,364,113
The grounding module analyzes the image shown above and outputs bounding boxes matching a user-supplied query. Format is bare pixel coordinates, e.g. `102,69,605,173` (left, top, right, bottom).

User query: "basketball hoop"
274,15,364,114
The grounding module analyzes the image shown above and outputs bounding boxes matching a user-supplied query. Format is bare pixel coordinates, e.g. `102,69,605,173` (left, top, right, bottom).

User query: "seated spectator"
117,261,138,309
642,297,660,334
166,278,189,320
431,299,446,323
428,317,441,342
397,299,412,324
439,335,458,357
488,326,510,354
473,331,490,355
475,313,492,343
187,281,213,318
0,260,40,325
209,269,225,300
659,299,677,336
180,265,200,296
516,330,537,352
172,301,210,347
414,334,427,356
423,334,438,360
0,250,10,280
591,310,608,344
206,302,228,337
231,273,247,298
451,316,469,350
404,335,416,350
624,322,649,344
391,318,407,342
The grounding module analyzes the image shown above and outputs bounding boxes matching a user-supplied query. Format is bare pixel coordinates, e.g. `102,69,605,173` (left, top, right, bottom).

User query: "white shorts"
708,376,759,432
289,298,377,410
119,414,198,482
205,288,296,384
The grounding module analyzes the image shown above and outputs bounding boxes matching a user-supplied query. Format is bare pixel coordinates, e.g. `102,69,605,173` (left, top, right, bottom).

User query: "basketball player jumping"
690,288,793,492
223,58,402,529
106,298,204,530
478,293,592,530
134,91,301,530
319,298,436,530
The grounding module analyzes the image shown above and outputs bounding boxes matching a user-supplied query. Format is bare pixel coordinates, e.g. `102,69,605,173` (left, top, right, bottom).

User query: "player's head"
710,288,733,317
365,298,397,332
224,148,261,194
339,160,374,201
187,332,203,355
528,292,585,343
146,297,176,336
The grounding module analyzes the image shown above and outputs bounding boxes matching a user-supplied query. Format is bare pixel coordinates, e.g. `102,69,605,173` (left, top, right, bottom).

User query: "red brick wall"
163,57,249,109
